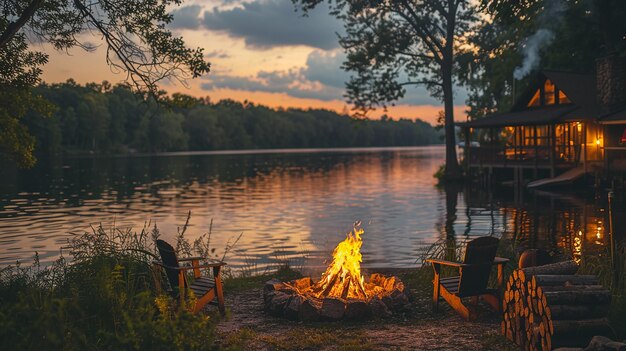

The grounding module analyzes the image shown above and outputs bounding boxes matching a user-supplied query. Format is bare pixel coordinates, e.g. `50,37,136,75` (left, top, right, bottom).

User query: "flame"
312,226,368,300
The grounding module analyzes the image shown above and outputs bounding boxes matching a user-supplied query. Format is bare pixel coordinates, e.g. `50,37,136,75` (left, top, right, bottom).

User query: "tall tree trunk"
441,0,461,181
442,58,461,180
444,183,460,261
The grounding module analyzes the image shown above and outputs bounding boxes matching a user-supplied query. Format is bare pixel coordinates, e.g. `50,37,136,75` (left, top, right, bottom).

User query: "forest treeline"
23,80,442,157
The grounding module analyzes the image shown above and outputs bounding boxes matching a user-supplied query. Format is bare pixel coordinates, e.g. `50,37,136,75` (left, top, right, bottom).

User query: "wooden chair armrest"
425,258,467,267
178,257,227,266
493,257,510,264
153,260,185,270
188,263,226,269
153,260,226,270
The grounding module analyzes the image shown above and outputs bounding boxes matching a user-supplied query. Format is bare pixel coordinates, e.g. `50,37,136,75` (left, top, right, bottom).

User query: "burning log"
502,260,613,350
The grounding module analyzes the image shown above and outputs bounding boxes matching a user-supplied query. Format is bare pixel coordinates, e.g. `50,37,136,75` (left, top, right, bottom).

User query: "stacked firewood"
502,260,613,350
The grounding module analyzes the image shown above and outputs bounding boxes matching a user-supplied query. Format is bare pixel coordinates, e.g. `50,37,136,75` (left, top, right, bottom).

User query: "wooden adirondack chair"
426,236,509,321
153,239,226,315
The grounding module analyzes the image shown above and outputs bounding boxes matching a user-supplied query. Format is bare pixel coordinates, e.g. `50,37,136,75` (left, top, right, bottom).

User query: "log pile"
502,260,613,350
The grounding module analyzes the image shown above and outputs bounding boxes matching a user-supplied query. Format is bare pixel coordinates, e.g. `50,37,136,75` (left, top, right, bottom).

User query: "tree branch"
0,0,45,48
400,80,443,87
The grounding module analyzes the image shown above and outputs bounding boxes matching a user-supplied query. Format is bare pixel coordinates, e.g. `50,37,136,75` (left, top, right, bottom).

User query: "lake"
0,146,613,272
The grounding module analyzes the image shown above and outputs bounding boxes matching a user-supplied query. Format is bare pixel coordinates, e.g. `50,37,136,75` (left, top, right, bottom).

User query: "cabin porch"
462,120,605,178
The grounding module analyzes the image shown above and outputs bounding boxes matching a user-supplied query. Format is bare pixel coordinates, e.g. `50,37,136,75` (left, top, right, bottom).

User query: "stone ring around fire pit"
263,273,411,322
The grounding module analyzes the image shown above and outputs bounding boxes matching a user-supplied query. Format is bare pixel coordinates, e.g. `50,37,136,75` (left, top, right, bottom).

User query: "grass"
229,328,375,351
579,238,626,339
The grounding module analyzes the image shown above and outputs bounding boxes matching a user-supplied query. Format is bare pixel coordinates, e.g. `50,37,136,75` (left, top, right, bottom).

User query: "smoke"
514,29,555,79
513,0,566,80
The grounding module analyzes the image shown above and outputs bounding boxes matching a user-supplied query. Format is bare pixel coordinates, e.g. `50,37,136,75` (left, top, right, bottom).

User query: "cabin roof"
541,71,597,110
460,105,578,128
460,71,602,128
599,109,626,124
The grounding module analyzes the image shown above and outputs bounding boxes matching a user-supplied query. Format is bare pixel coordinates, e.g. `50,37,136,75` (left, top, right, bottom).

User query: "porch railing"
467,145,577,167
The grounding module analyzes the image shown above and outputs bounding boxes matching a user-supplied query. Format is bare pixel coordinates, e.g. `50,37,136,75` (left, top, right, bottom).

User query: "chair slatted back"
457,236,499,297
156,240,186,292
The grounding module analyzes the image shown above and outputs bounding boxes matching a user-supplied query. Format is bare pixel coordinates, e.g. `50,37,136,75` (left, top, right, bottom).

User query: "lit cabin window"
558,90,571,104
526,79,572,107
544,79,556,105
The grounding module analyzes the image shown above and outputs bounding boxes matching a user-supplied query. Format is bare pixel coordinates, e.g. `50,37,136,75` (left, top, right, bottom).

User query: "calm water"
0,146,614,271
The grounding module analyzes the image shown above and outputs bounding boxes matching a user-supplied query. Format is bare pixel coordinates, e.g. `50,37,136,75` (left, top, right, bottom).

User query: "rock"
345,299,371,320
299,298,322,322
265,291,290,316
518,248,552,268
264,279,286,294
368,296,391,318
320,297,346,320
284,294,304,320
584,336,626,351
389,288,410,310
263,289,276,304
393,281,406,292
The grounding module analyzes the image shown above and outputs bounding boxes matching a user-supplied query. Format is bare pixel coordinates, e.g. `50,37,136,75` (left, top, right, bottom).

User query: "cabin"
459,55,626,186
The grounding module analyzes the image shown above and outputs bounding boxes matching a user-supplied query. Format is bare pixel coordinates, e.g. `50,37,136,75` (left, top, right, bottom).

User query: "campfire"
264,225,410,321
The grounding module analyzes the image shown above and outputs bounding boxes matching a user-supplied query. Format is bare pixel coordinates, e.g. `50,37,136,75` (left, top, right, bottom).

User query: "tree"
292,0,477,180
0,31,53,167
0,0,211,166
460,0,626,120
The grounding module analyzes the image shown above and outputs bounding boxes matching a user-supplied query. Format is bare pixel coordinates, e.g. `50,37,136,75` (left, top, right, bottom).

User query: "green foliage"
18,81,442,159
0,30,54,167
433,164,446,181
0,220,222,350
1,0,210,93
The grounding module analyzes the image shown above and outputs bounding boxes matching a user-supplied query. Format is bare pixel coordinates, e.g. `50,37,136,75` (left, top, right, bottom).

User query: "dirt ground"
214,281,517,351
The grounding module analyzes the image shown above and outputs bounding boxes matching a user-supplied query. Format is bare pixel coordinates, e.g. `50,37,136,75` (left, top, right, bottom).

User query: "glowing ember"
311,226,368,299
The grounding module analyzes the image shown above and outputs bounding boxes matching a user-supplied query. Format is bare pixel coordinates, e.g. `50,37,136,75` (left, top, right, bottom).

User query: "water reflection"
465,186,612,264
0,146,616,271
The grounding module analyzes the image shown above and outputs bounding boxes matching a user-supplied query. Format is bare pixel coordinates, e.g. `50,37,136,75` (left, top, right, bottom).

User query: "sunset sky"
39,0,468,125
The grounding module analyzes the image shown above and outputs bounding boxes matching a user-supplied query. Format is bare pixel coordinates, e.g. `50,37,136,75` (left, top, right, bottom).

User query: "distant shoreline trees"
18,81,442,160
0,0,211,167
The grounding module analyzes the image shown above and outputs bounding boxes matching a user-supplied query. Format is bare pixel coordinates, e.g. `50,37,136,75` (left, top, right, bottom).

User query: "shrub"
0,216,225,350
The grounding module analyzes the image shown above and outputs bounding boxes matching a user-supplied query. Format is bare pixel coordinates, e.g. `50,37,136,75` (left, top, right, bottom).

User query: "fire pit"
263,226,410,321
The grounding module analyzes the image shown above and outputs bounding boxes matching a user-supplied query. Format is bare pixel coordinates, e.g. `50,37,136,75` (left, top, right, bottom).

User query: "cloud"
202,0,344,50
205,50,230,59
202,69,344,101
301,50,349,89
170,5,203,29
201,49,467,107
300,50,454,106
